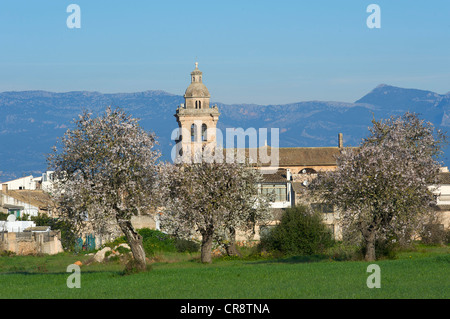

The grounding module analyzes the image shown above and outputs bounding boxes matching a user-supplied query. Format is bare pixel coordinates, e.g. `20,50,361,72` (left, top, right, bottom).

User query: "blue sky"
0,0,449,105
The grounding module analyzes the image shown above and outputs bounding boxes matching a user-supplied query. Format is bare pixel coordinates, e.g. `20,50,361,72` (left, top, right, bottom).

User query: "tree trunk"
224,227,241,257
117,218,147,271
225,243,241,257
200,227,214,263
363,230,376,261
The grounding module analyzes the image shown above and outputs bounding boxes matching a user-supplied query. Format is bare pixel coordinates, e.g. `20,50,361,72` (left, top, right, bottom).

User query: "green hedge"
260,205,335,256
139,228,176,256
107,228,200,256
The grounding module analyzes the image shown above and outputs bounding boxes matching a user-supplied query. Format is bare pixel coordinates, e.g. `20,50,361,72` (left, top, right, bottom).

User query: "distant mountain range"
1,84,449,182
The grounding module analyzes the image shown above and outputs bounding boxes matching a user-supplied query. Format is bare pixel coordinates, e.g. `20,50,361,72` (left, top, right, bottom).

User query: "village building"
0,184,63,255
0,174,64,255
0,223,64,255
430,168,450,234
171,63,347,240
2,175,37,190
1,171,55,192
171,63,450,241
1,184,55,218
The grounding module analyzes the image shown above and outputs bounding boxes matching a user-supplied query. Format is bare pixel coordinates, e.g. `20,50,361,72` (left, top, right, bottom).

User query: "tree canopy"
310,112,447,260
158,161,273,263
48,107,160,270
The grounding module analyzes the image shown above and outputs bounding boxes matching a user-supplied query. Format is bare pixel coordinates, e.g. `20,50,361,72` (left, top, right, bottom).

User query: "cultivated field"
0,244,448,299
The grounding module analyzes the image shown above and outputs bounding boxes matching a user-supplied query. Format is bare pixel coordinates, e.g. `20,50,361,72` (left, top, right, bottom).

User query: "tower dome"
184,62,210,99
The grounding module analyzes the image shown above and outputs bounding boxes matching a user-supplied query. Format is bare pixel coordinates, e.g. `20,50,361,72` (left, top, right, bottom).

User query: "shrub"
174,238,200,253
374,238,400,260
326,242,364,261
259,205,335,256
138,228,176,256
107,235,127,248
116,245,131,254
175,238,200,253
420,224,447,246
17,213,30,221
0,250,16,257
103,229,178,256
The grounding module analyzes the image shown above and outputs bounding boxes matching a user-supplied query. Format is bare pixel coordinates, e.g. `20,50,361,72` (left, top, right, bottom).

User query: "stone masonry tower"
174,63,220,162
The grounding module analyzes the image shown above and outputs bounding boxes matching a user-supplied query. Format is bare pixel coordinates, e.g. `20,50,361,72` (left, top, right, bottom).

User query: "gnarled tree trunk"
224,227,242,257
362,226,377,261
117,218,147,271
200,226,214,263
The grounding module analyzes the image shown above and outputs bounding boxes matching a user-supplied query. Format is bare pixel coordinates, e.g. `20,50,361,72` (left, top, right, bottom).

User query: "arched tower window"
191,123,197,142
199,101,202,109
201,124,207,141
195,101,198,109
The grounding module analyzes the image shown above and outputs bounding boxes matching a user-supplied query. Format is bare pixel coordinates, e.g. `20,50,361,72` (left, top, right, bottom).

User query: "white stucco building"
41,171,55,193
3,175,37,190
1,171,55,192
1,192,40,218
430,167,450,230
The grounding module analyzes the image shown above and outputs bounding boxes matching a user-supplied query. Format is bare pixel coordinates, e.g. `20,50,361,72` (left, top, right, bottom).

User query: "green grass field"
0,245,448,299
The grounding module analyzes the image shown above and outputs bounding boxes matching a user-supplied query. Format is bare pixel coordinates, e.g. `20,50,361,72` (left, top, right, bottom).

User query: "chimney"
338,133,343,149
2,184,8,193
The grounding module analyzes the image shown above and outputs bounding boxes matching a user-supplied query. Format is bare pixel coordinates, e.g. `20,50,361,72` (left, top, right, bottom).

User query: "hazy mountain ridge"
1,84,449,182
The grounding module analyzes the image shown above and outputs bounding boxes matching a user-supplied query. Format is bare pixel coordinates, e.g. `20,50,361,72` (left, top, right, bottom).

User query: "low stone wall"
0,231,64,255
131,215,156,230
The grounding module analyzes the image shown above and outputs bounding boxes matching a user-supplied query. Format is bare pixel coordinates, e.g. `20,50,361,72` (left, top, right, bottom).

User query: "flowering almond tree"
48,107,160,270
310,112,447,261
158,161,273,263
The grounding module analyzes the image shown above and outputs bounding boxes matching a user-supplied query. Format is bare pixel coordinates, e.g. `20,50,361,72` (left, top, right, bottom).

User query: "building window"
199,101,202,109
261,184,287,202
201,124,207,141
191,124,197,142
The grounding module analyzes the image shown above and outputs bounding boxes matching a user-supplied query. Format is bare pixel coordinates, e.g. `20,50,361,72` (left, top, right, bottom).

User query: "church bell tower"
174,63,220,162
